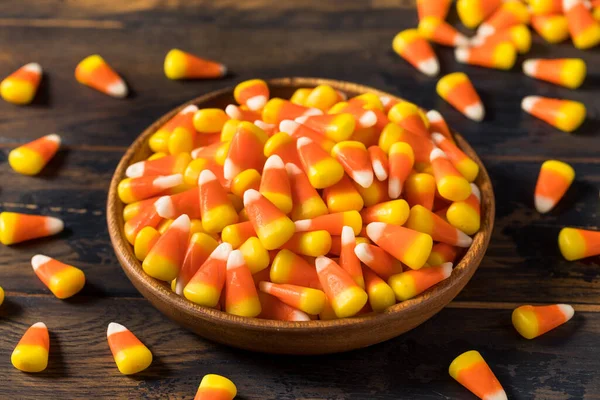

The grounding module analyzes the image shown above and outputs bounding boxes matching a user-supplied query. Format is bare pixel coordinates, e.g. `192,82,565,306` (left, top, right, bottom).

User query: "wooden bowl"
107,77,495,355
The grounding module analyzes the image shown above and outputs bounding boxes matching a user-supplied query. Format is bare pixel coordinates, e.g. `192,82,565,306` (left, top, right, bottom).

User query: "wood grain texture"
0,0,599,397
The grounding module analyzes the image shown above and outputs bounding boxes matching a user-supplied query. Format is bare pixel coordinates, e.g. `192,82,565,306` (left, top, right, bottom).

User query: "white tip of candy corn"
418,58,440,77
296,136,312,149
372,160,388,181
246,95,267,111
226,249,245,270
430,148,447,162
212,242,233,261
486,390,508,400
431,132,446,145
31,254,52,271
126,161,145,178
456,230,473,248
534,195,555,214
107,322,127,337
464,103,484,122
558,304,575,321
263,155,284,170
154,196,174,218
198,169,217,185
354,243,374,263
388,177,402,199
45,133,61,145
107,80,128,98
359,110,377,128
455,47,469,63
170,214,190,231
243,188,261,206
46,217,64,236
279,120,299,135
315,256,331,274
477,24,494,37
454,34,470,47
563,0,578,12
31,322,47,329
294,115,308,124
365,222,385,242
352,170,374,188
470,184,481,202
24,63,42,74
304,108,324,117
181,105,199,114
341,226,355,245
254,120,274,131
522,59,538,77
258,281,273,292
225,104,242,120
440,262,453,279
290,310,311,321
294,219,311,231
521,96,540,113
426,109,442,123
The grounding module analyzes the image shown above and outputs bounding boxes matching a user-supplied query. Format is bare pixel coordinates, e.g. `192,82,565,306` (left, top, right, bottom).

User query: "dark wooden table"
0,1,599,398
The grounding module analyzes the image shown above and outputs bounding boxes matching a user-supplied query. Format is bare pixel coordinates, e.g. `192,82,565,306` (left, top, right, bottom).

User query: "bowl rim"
107,77,495,333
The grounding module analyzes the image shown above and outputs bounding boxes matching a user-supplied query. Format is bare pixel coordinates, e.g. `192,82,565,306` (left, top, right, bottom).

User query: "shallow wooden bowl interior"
107,77,495,355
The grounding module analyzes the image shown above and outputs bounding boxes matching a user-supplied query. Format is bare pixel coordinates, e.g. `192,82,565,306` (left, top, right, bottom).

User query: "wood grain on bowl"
107,77,495,354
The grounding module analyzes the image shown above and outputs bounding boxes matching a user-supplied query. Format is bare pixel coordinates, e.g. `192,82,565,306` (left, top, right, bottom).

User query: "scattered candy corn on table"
2,1,600,398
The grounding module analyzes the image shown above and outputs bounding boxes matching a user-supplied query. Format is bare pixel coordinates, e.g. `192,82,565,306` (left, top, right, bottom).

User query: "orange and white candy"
455,41,517,70
419,17,469,47
470,24,531,54
32,255,86,299
456,0,502,29
563,0,600,49
9,134,61,176
534,160,575,213
234,79,269,111
523,58,587,89
512,304,575,339
417,0,452,21
331,141,374,188
75,55,127,98
164,49,226,79
107,322,153,375
0,63,42,105
11,322,49,373
558,227,600,261
449,350,507,400
392,29,440,77
531,15,570,44
0,212,64,245
477,0,530,37
521,96,586,132
437,72,484,122
194,374,237,400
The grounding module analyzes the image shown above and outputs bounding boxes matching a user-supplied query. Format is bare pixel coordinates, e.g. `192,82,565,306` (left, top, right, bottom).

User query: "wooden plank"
0,296,595,399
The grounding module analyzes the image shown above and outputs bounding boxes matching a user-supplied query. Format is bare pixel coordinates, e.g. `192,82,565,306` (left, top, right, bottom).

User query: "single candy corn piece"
259,155,293,214
154,188,201,220
447,184,481,235
362,266,396,312
419,17,470,47
529,0,563,15
437,73,484,122
142,214,189,281
457,0,502,29
264,132,302,166
389,262,453,301
223,122,268,180
455,41,517,71
258,292,311,322
230,169,261,198
368,146,389,181
367,222,433,270
262,98,323,125
198,170,238,233
234,79,269,111
431,148,472,202
534,160,575,213
294,113,356,143
388,142,415,199
150,105,198,153
0,212,64,245
0,63,42,105
176,232,219,295
270,249,322,289
31,255,85,299
304,85,341,111
392,29,440,77
11,322,49,373
282,231,332,257
531,15,570,44
164,49,226,80
194,374,237,400
75,55,127,98
564,0,600,49
8,134,61,176
244,189,295,250
239,236,270,274
183,242,231,306
339,226,365,288
361,199,410,226
428,242,459,266
477,0,530,37
417,0,452,21
521,96,586,133
559,227,600,261
295,211,362,236
323,175,365,213
388,102,430,138
221,221,256,249
286,163,329,220
225,104,261,122
432,133,479,182
449,350,507,400
427,110,454,143
404,173,436,210
315,256,368,318
472,24,531,54
225,250,261,317
126,153,191,179
379,123,434,164
0,286,3,306
354,243,404,280
134,226,161,261
259,282,326,315
296,137,344,189
107,322,152,375
406,205,473,247
512,304,575,339
192,108,229,134
331,141,373,188
523,59,586,89
118,174,183,204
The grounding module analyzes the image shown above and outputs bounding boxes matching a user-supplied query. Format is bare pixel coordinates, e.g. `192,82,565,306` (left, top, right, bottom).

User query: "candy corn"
0,212,63,245
368,145,389,181
521,96,586,132
8,134,61,176
523,58,587,89
0,63,42,105
419,17,469,47
0,286,3,306
239,236,270,274
176,232,219,295
225,250,261,317
428,243,459,266
297,137,344,189
142,214,189,281
124,203,162,245
199,170,239,233
164,49,226,80
457,0,502,29
471,24,531,54
388,142,415,199
127,153,191,179
263,98,322,125
529,0,563,14
406,205,473,247
258,292,311,321
447,184,481,236
455,41,517,70
295,113,356,142
263,132,302,166
118,174,183,204
244,188,295,250
225,104,261,122
477,0,530,37
437,73,484,122
417,0,452,21
282,231,332,257
531,15,570,44
31,255,85,299
234,79,269,111
534,160,575,213
270,249,322,289
294,211,362,236
512,304,575,339
259,281,326,315
432,133,479,182
315,256,368,318
323,175,365,213
230,169,261,198
392,29,440,77
305,84,341,111
388,102,430,139
404,173,436,210
331,141,374,188
150,105,198,153
183,242,231,306
221,221,255,249
354,177,391,207
11,322,49,373
194,374,237,400
427,110,453,143
107,322,152,375
134,226,161,261
192,108,229,134
366,222,433,270
430,148,472,202
564,0,600,49
449,350,507,400
286,163,329,220
558,227,600,261
75,55,127,98
379,123,434,164
354,243,404,280
223,122,268,180
260,155,293,214
389,262,452,301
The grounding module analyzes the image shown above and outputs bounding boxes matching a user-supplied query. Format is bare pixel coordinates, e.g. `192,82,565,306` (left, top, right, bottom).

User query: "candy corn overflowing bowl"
107,77,495,355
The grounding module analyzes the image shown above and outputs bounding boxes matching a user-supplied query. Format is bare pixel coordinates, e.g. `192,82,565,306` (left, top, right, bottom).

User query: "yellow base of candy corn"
368,281,396,312
573,25,600,50
558,228,587,261
388,273,418,301
438,175,472,202
257,217,295,250
511,307,540,339
226,297,262,318
239,237,270,274
48,268,86,299
8,147,46,175
202,205,239,234
184,283,221,307
262,192,293,214
142,254,180,282
0,80,36,105
447,204,480,236
331,286,368,318
114,346,153,375
11,345,48,372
